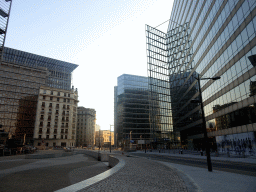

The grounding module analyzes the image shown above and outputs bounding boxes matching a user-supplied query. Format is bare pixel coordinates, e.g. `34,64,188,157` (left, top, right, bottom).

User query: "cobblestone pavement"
79,155,188,192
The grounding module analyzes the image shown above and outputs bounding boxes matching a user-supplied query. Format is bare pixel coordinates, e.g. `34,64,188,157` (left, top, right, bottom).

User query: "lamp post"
192,74,220,172
116,133,118,149
130,131,132,149
110,125,114,153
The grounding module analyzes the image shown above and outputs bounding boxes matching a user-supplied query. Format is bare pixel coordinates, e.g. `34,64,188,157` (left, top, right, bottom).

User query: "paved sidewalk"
59,154,190,192
132,150,256,164
131,151,256,192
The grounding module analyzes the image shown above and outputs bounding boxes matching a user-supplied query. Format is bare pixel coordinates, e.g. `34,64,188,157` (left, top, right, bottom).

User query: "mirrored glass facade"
0,47,78,145
147,0,256,153
114,74,151,148
0,0,12,63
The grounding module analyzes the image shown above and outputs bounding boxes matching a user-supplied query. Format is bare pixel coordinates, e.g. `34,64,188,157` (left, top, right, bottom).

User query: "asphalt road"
131,153,256,177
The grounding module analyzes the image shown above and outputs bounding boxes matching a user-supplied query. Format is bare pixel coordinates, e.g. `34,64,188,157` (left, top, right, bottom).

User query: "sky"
5,0,174,130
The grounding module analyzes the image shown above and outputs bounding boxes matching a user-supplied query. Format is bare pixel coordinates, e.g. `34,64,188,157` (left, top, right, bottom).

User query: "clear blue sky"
5,0,174,130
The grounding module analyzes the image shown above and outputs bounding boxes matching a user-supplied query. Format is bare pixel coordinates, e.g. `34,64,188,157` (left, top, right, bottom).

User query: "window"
58,92,60,96
61,135,63,139
56,104,59,109
68,94,70,97
46,135,49,139
49,103,52,107
56,110,59,114
39,122,43,126
64,93,66,97
50,97,53,101
64,99,66,102
65,135,67,139
42,102,45,107
40,115,44,120
67,105,70,109
57,98,60,102
43,96,46,100
39,135,42,139
54,135,57,139
67,99,70,103
51,91,53,95
39,128,42,133
43,90,46,94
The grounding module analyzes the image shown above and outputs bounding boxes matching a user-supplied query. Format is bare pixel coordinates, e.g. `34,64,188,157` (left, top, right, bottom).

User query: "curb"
158,161,202,192
55,155,125,192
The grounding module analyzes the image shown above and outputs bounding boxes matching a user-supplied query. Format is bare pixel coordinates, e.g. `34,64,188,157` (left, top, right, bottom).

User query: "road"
131,152,256,177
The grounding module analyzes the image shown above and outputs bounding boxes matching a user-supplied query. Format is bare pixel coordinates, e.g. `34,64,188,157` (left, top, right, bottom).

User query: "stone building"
76,107,96,147
33,86,78,147
95,130,114,148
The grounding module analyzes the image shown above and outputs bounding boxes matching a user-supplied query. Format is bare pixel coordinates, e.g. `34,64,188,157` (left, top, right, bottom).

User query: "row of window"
42,96,71,103
42,89,71,97
41,102,71,109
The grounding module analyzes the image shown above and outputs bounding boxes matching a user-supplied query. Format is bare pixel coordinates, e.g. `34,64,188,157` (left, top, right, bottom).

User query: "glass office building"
0,47,78,145
3,47,78,90
147,0,256,154
0,0,12,63
114,74,151,148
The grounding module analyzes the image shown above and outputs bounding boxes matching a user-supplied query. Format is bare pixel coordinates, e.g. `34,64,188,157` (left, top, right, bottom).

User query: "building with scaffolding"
0,47,78,145
146,0,256,152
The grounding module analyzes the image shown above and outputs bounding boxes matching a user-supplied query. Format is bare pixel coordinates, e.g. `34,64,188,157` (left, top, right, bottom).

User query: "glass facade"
0,0,12,63
114,74,151,148
0,47,78,145
3,47,78,90
147,0,256,153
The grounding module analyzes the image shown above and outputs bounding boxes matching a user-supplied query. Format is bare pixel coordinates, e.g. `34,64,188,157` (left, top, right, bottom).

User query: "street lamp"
130,131,132,150
110,125,114,153
191,74,221,172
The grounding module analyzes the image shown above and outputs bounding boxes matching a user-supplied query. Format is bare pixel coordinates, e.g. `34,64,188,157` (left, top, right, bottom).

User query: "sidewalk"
132,149,256,164
58,154,190,192
130,151,256,192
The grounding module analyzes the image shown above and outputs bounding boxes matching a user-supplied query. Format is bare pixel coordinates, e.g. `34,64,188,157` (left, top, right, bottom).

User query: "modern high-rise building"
0,47,78,145
114,74,151,149
0,0,12,63
76,107,96,147
146,0,256,152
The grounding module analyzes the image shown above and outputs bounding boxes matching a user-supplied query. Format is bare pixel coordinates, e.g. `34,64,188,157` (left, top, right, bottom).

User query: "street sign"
130,140,134,143
138,140,145,144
